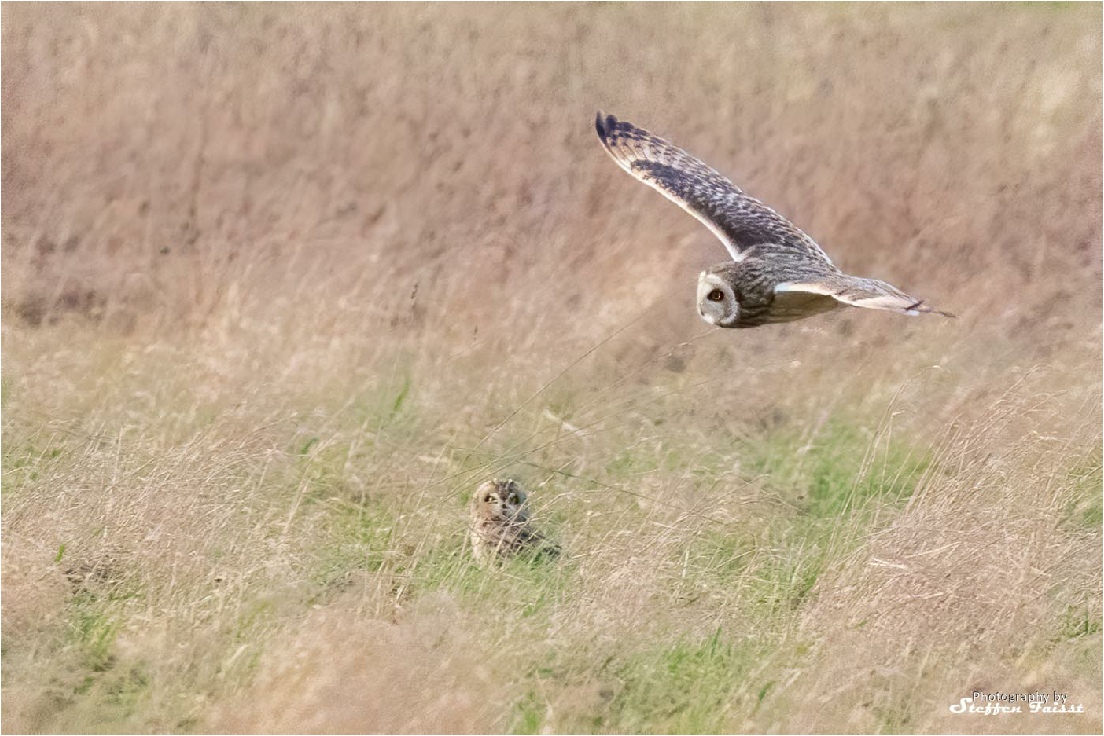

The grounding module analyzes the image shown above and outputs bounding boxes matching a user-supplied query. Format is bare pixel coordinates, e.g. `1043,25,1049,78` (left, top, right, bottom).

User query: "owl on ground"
595,113,953,328
470,479,559,564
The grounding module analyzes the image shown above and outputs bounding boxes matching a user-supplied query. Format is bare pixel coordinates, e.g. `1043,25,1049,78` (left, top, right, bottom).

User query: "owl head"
472,479,530,523
696,264,742,327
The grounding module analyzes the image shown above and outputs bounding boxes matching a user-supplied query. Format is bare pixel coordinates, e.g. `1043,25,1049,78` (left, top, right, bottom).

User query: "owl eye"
507,493,519,504
484,494,496,503
707,288,725,302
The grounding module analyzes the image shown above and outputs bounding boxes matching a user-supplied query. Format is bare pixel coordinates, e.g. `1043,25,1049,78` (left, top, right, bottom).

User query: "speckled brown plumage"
596,113,953,328
469,479,559,564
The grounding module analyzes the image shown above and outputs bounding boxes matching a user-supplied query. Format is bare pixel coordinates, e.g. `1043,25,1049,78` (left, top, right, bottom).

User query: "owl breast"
706,256,841,328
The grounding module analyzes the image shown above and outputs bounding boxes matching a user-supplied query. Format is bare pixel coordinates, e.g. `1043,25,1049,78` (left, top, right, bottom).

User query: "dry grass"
2,4,1101,734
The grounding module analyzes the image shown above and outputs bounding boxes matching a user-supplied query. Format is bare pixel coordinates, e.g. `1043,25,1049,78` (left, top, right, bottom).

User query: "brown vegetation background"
2,3,1101,734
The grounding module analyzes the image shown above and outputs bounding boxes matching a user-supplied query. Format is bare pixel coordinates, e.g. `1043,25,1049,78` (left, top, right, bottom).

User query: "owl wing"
595,113,833,266
516,525,560,559
775,277,954,317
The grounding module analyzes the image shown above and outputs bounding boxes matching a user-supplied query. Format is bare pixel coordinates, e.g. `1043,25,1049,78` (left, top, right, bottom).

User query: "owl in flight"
595,113,953,328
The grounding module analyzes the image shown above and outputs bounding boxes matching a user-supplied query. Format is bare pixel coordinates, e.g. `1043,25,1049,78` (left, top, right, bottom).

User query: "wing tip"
595,111,618,143
907,299,956,318
595,111,633,170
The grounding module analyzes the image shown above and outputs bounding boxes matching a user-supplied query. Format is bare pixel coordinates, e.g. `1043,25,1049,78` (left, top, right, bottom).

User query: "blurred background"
5,4,1100,348
3,4,1101,733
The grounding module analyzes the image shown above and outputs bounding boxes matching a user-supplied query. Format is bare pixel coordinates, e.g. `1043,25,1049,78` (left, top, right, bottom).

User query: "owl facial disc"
697,271,739,327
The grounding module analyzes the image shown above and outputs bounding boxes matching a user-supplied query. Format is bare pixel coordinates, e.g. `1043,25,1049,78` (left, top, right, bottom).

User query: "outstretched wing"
775,277,954,317
595,112,833,266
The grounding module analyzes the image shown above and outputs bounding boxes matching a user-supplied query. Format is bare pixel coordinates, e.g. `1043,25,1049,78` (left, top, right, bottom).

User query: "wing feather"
595,112,833,266
775,279,954,317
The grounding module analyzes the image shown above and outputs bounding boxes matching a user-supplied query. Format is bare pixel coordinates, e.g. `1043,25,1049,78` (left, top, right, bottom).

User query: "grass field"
2,4,1101,733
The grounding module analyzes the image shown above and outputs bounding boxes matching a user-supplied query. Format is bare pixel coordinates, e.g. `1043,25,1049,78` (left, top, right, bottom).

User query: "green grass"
0,299,1094,735
1058,604,1102,641
31,589,156,732
601,631,768,733
1061,449,1103,530
11,353,1074,734
1,436,66,492
743,417,930,517
510,691,547,735
229,394,930,732
68,593,121,674
508,631,792,734
674,417,930,622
